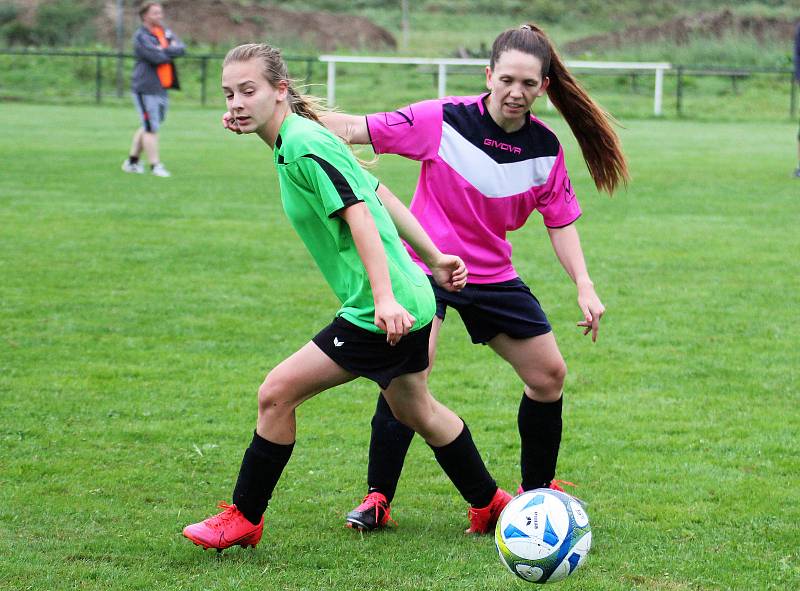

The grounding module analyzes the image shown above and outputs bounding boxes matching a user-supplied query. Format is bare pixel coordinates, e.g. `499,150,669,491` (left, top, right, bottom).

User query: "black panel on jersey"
442,100,560,164
301,153,361,216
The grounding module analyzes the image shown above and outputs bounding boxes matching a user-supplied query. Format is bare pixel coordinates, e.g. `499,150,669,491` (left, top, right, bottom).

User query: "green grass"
1,103,799,590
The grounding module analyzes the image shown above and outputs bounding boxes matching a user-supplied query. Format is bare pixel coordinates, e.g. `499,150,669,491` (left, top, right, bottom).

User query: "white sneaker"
121,159,144,174
151,163,171,177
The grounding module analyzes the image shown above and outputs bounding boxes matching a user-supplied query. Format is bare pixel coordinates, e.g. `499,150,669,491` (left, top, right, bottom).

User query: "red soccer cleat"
465,488,512,534
183,502,263,551
345,491,395,531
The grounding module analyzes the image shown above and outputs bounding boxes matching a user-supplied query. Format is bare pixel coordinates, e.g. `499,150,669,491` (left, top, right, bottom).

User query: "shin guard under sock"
518,394,563,490
429,422,497,507
232,431,294,525
366,393,415,503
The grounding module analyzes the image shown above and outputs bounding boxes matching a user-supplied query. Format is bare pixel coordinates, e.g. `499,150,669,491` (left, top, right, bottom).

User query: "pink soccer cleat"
183,502,263,551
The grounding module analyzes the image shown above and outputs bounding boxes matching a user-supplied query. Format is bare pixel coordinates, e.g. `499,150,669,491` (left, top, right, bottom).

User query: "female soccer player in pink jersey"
224,23,629,532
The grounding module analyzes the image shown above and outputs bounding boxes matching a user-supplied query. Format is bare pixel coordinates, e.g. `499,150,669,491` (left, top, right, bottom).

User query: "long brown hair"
223,43,326,123
490,24,629,194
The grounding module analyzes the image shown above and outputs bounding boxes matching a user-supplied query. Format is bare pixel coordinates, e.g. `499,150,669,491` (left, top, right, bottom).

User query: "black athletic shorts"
312,316,432,390
430,276,552,344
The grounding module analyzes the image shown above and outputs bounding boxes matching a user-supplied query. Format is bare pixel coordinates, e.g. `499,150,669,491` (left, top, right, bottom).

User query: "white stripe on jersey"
437,122,556,198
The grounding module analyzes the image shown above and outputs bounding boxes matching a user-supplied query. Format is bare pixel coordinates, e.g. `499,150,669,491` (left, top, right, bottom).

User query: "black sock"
232,431,294,525
366,393,415,503
518,394,562,491
128,155,139,164
429,422,497,507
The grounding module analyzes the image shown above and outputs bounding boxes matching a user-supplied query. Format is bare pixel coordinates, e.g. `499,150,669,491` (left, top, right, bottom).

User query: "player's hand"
429,254,467,292
222,111,242,134
576,283,605,342
374,299,416,346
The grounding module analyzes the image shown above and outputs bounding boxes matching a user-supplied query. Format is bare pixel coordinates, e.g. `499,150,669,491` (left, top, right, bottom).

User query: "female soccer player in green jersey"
182,43,512,551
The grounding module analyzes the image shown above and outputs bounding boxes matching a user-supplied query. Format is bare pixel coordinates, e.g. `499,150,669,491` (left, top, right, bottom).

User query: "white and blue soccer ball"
495,489,591,584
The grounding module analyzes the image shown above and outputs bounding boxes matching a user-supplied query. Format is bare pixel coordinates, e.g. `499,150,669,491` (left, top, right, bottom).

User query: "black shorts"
430,277,552,344
312,316,432,390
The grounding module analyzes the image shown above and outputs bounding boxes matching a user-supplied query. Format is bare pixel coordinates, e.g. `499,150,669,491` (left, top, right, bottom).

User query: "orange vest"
150,26,174,89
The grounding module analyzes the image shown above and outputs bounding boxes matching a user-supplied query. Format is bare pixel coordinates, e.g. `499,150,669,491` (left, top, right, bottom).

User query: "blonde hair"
223,43,326,123
490,24,629,194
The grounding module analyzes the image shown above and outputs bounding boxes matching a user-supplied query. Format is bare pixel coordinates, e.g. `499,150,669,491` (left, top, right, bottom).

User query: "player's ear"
275,79,289,102
538,76,550,97
485,66,493,91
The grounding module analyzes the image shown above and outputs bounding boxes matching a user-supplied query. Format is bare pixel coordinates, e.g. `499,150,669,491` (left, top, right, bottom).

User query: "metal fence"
0,49,318,107
0,48,796,120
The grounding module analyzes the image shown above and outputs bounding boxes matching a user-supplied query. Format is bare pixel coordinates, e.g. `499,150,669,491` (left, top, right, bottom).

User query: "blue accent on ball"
543,516,559,546
503,524,531,539
523,494,546,509
567,552,581,573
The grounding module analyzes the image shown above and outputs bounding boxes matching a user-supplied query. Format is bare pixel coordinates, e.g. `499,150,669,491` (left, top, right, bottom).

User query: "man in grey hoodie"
122,2,184,177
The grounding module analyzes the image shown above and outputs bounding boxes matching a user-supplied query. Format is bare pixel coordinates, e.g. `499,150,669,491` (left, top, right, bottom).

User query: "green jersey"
273,113,435,333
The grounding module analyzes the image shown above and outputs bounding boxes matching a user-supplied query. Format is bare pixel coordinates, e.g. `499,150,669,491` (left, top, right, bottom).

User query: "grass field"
1,103,799,590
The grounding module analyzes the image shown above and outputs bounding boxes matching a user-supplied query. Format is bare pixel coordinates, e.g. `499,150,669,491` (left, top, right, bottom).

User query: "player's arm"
164,28,185,56
340,202,415,345
376,183,466,292
319,113,371,145
546,224,605,342
134,30,171,65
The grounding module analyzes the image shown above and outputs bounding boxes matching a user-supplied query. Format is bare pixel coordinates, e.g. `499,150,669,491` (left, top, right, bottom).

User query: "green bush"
33,0,96,47
1,21,36,46
0,4,19,26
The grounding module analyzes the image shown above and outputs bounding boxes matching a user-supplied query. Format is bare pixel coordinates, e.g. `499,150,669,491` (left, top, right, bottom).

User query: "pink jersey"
366,94,581,283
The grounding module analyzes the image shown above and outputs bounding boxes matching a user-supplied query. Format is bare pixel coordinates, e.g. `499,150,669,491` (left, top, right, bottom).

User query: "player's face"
222,59,288,137
142,4,164,28
486,49,550,126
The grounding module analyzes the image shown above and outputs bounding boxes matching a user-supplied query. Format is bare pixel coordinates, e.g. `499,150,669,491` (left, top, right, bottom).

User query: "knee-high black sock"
429,422,497,508
518,394,563,491
232,431,294,525
366,393,415,503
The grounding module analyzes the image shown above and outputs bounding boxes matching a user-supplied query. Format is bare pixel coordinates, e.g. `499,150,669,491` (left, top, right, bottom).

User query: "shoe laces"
549,479,576,492
355,492,396,527
204,501,241,529
355,491,387,511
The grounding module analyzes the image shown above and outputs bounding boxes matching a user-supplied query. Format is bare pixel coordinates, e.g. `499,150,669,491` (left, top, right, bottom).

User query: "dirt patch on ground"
9,0,396,51
564,10,798,53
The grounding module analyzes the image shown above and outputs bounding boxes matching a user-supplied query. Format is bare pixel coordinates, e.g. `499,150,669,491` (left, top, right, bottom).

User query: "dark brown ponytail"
491,24,629,195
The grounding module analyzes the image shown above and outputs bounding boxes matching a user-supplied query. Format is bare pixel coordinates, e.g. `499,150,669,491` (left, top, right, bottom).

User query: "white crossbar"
319,55,672,115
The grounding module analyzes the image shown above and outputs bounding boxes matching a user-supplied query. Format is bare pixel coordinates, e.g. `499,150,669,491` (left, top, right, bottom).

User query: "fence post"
116,52,124,98
676,65,684,116
326,60,336,106
305,58,313,83
654,66,664,116
95,53,103,104
200,56,208,107
437,63,447,98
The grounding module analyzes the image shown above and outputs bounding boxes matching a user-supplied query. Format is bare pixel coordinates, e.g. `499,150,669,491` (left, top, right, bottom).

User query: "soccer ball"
494,489,591,584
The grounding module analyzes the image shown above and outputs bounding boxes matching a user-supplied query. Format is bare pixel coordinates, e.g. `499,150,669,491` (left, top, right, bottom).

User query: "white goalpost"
319,55,672,116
